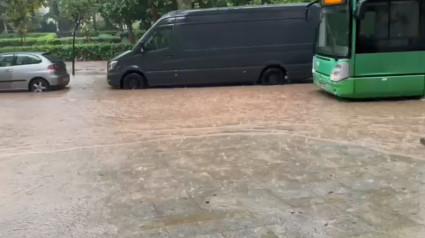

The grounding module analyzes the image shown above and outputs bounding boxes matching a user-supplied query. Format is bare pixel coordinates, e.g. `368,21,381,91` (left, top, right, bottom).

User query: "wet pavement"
0,61,425,238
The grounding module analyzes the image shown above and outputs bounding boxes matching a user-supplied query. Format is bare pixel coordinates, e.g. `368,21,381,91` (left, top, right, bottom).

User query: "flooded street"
0,61,425,237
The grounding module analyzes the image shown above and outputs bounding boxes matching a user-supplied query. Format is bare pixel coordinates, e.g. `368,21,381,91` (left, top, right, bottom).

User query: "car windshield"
315,5,350,58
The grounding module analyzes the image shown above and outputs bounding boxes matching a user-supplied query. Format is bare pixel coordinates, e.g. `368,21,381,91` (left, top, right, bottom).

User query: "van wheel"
261,68,285,85
122,73,145,90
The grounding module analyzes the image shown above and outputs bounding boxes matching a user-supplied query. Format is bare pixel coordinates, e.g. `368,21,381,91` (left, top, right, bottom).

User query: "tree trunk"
93,14,97,33
72,22,80,76
176,0,192,10
126,22,135,44
55,20,60,35
3,18,8,34
149,0,160,22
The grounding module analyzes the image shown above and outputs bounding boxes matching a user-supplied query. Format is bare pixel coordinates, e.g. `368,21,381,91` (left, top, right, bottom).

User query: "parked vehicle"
310,0,425,98
107,4,320,89
0,52,70,92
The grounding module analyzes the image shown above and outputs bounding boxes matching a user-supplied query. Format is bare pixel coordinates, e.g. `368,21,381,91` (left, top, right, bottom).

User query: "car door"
13,54,44,90
138,25,179,86
0,54,15,90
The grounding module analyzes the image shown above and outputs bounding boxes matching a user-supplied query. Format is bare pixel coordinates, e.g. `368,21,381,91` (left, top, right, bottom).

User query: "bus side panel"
354,75,425,97
354,52,425,96
354,52,424,76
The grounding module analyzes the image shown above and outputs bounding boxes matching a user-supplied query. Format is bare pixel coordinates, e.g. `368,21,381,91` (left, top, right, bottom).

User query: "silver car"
0,52,70,92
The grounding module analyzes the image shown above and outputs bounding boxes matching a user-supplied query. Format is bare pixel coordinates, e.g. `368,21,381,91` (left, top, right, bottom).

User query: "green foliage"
0,33,15,38
28,32,56,38
0,43,133,61
134,30,147,39
0,34,121,47
3,0,45,40
60,0,97,25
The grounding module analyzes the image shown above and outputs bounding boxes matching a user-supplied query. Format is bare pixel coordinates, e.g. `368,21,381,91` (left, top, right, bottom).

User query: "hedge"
0,35,122,47
0,33,15,39
28,32,55,38
0,43,133,61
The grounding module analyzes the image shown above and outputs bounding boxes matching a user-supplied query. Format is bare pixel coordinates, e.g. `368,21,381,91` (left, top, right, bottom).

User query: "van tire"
261,68,285,85
122,73,145,90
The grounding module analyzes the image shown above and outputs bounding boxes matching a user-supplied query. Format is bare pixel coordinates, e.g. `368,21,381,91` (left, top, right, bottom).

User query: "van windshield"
133,16,170,51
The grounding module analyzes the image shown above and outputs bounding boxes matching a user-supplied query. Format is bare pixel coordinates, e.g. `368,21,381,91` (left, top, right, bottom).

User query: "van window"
0,54,15,67
145,27,172,51
15,54,42,66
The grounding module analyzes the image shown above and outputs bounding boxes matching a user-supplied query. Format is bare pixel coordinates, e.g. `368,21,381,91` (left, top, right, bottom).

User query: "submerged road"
0,61,424,237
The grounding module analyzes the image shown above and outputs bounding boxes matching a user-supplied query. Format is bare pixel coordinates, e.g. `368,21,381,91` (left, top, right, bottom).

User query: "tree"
176,0,192,9
3,0,44,42
60,0,96,75
102,0,147,43
0,2,8,34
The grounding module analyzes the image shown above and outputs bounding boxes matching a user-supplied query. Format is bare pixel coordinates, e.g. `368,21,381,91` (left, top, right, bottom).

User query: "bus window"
357,0,425,53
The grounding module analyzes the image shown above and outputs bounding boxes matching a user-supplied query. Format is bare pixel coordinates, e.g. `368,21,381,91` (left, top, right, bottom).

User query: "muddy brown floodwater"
0,61,424,238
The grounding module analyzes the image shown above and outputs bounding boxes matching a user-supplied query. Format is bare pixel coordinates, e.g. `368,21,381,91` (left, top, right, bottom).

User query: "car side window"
0,55,15,68
144,27,172,51
15,54,42,66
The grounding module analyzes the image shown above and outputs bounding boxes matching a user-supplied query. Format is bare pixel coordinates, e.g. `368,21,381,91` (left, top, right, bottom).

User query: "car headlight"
108,61,118,71
330,62,349,82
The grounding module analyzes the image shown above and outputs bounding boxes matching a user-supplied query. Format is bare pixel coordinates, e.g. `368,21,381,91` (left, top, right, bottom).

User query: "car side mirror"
355,0,367,19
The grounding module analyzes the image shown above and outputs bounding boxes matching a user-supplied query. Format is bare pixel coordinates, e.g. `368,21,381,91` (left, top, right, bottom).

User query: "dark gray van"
107,4,319,89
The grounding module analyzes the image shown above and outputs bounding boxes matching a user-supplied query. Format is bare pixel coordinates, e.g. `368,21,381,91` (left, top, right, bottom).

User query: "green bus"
309,0,425,98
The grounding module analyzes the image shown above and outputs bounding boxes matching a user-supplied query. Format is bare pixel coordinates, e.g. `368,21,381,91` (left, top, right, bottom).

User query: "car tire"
29,78,50,92
122,73,145,90
261,68,286,85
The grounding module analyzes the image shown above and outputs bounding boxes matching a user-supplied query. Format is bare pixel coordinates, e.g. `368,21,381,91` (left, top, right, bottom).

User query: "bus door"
354,0,425,96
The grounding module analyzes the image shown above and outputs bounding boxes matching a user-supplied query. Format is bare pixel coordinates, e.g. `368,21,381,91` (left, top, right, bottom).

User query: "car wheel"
29,78,50,92
123,73,145,90
261,68,286,85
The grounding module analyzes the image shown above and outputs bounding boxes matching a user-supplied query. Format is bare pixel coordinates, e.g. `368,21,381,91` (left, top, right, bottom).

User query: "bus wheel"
261,68,285,85
122,73,145,90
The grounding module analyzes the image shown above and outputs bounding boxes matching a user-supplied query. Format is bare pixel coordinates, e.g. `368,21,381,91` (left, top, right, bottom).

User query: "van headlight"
108,61,118,71
330,62,349,82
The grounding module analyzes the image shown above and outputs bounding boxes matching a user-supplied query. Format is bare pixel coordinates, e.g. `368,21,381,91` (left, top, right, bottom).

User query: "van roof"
167,4,308,18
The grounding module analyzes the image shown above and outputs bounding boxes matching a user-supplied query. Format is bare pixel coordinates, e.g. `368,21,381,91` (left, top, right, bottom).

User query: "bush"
0,43,133,61
0,33,15,39
58,31,99,38
135,30,147,39
59,36,121,44
0,34,121,47
98,31,118,36
28,32,56,38
0,34,60,47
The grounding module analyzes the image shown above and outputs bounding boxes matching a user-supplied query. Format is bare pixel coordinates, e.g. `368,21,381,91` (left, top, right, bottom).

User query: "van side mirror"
140,45,145,54
355,0,368,19
305,1,319,21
